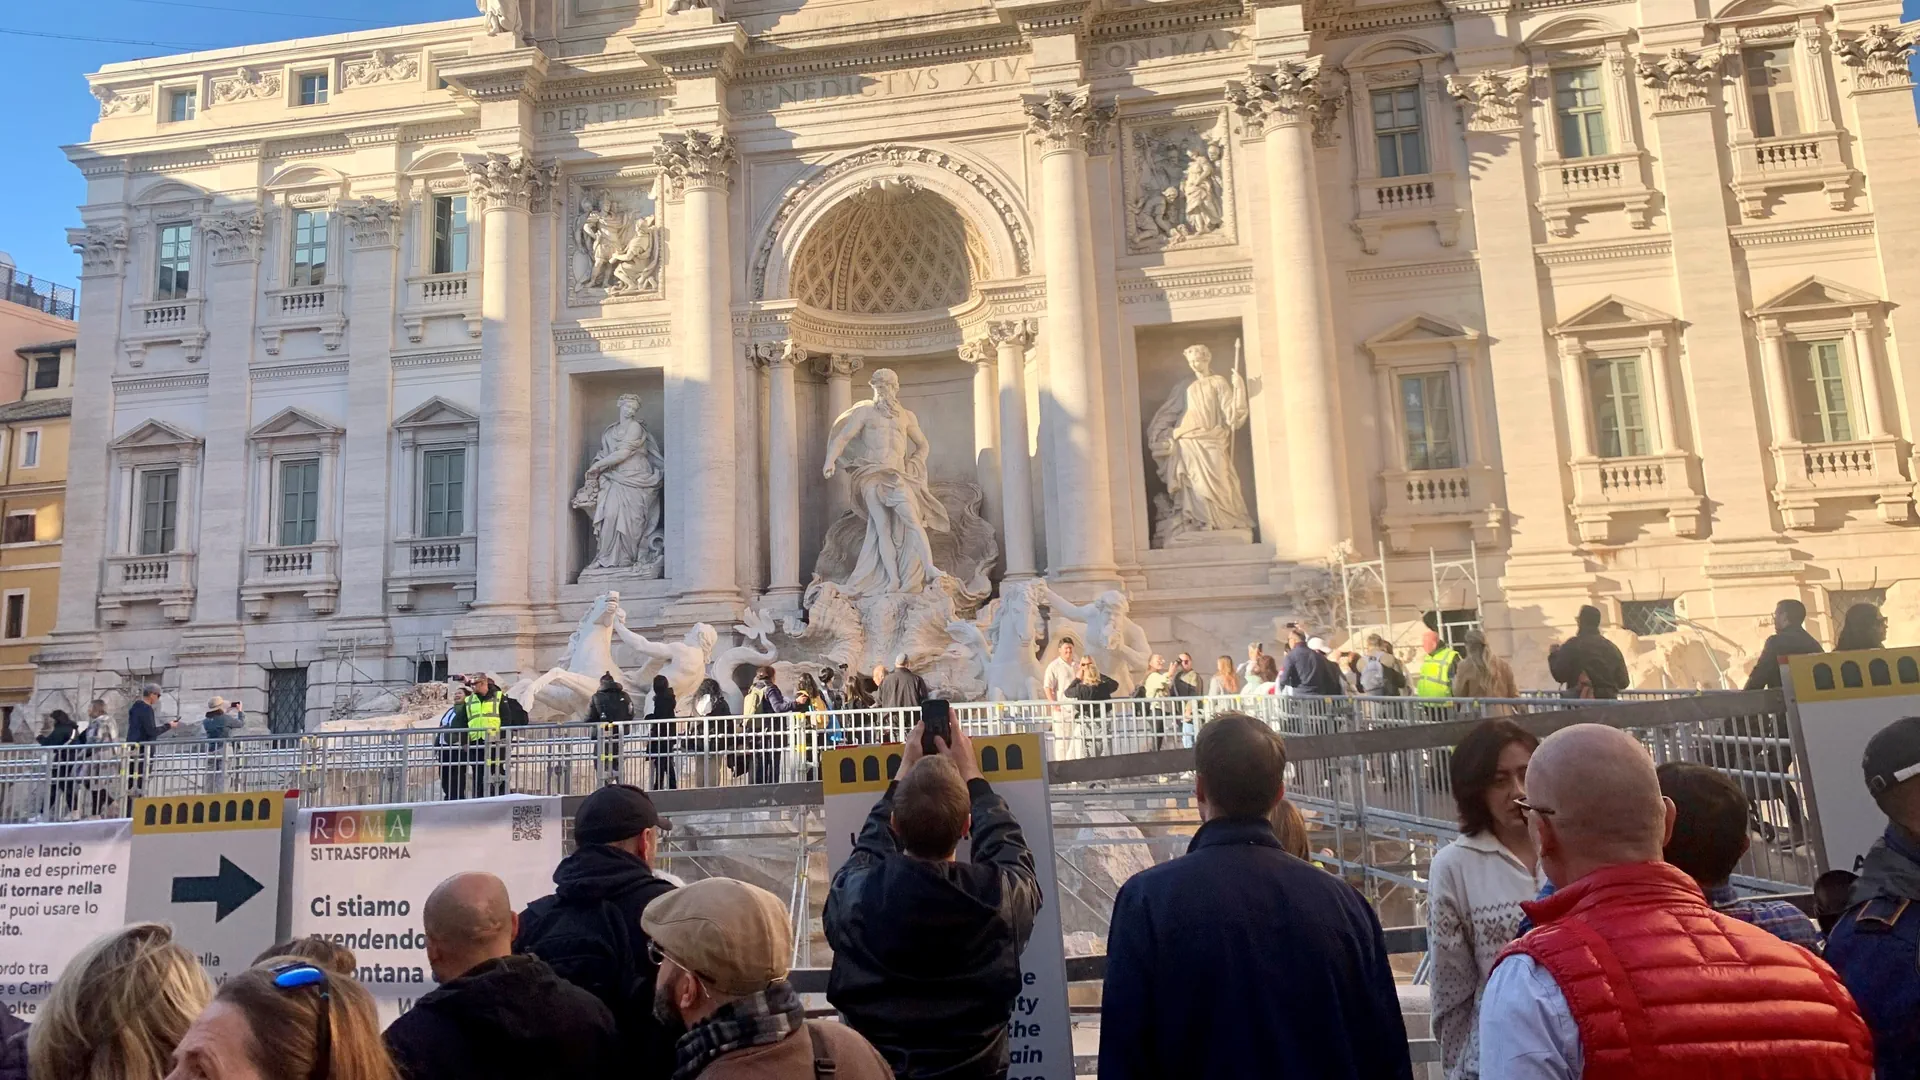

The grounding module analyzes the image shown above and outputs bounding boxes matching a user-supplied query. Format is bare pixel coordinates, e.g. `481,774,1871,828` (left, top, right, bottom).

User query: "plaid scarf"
671,979,807,1080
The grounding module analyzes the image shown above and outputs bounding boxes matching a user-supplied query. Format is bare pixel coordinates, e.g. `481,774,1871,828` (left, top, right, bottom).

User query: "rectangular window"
298,71,329,106
1399,372,1459,471
431,195,469,275
3,594,24,640
1743,47,1800,139
1589,355,1651,458
32,357,60,390
1371,87,1427,178
421,448,466,538
2,513,34,545
19,430,40,470
1554,67,1610,158
290,210,329,287
166,89,197,122
1792,339,1854,443
138,468,179,555
278,458,320,547
156,223,192,300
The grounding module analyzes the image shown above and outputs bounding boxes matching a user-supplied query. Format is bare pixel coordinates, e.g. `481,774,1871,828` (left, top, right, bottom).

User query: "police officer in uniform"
1826,714,1920,1080
454,674,508,798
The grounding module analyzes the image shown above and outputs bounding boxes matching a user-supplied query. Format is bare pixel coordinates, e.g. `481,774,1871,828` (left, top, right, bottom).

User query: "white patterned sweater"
1426,830,1544,1080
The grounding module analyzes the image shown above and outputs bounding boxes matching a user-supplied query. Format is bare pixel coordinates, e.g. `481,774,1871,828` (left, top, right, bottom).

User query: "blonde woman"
1451,629,1520,714
1208,655,1240,696
30,923,212,1080
164,959,397,1080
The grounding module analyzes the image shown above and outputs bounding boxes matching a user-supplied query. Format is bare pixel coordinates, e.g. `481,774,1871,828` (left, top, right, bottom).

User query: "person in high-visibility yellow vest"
455,675,508,797
1414,630,1460,698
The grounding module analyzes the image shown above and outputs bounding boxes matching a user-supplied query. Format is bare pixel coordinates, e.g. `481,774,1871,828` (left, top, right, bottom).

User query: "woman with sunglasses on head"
1423,719,1543,1080
164,960,396,1080
30,922,211,1080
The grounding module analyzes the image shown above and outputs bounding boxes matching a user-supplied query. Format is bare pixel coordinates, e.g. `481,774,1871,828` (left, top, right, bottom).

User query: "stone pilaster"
989,319,1039,579
336,197,401,620
1227,63,1347,558
52,224,129,644
755,340,803,611
191,206,265,631
659,127,743,620
958,334,1004,565
1024,86,1119,584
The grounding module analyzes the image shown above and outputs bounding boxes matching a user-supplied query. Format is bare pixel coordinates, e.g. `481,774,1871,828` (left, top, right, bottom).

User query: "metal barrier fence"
0,689,1808,895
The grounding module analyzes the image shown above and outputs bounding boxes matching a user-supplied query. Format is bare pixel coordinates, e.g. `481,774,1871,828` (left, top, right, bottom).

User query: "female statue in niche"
1147,341,1253,543
574,393,665,579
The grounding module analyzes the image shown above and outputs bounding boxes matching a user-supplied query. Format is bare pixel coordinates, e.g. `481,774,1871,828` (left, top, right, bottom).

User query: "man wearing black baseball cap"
514,784,678,1078
1825,715,1920,1080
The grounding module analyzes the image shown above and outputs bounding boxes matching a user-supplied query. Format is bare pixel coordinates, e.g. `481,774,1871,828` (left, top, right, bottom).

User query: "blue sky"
0,1,469,287
0,2,1914,293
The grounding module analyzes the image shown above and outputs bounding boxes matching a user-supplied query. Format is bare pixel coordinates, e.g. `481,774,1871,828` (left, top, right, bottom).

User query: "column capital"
812,351,865,379
342,197,401,249
750,340,807,370
1226,61,1342,144
1838,23,1920,93
958,336,994,366
1023,87,1114,156
1636,48,1721,113
68,223,128,278
658,128,737,195
465,152,555,212
988,318,1039,349
203,209,265,264
1443,68,1536,134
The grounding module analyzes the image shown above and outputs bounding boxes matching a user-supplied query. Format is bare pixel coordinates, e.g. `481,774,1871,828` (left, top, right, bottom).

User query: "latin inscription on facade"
734,57,1027,113
540,98,667,134
1089,29,1247,73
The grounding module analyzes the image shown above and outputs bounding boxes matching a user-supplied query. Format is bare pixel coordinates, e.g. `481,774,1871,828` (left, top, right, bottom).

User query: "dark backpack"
518,897,670,1072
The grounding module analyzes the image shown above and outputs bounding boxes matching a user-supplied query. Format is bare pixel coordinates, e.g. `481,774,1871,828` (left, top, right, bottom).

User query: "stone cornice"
997,0,1095,37
1534,237,1674,265
554,319,675,355
630,22,750,82
1345,256,1477,284
438,47,550,103
735,27,1022,83
1730,218,1876,247
1087,1,1245,42
1118,263,1253,304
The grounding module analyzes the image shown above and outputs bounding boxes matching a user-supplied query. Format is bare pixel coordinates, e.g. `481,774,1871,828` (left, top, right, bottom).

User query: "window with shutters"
1589,355,1651,458
3,594,25,640
432,195,469,275
1554,67,1610,158
1791,339,1854,443
2,513,35,545
278,459,320,546
1372,88,1426,178
1399,372,1459,471
139,468,180,555
1743,48,1800,139
421,448,466,538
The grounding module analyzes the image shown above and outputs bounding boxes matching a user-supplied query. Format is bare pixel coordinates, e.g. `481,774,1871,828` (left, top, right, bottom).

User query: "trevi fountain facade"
31,0,1920,726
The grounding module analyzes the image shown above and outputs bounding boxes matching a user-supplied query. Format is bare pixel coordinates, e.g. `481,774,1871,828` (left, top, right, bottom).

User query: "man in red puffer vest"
1478,723,1874,1080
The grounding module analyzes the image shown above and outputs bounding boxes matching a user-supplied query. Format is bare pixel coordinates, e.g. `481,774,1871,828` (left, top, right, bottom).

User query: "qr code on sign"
511,804,544,842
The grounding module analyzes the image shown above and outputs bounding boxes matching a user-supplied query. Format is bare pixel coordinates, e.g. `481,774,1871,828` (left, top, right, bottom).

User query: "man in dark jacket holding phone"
825,722,1042,1080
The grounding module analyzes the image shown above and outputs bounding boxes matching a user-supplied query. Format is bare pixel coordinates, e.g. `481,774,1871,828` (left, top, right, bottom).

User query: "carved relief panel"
565,169,665,307
1119,108,1235,255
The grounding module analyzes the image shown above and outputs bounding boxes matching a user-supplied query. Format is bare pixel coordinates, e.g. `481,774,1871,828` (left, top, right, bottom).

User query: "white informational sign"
291,795,562,1026
824,734,1073,1080
1787,648,1920,874
127,793,289,987
0,818,133,1019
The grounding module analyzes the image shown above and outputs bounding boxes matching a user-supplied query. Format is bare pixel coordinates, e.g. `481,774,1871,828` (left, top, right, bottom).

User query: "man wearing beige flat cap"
644,878,891,1080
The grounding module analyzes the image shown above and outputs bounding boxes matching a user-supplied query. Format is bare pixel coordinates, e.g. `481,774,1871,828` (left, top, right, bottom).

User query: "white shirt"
1427,832,1544,1080
1478,953,1583,1080
1043,658,1076,699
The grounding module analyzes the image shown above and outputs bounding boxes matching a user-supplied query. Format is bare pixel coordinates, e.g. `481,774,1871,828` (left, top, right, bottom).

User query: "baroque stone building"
39,0,1920,723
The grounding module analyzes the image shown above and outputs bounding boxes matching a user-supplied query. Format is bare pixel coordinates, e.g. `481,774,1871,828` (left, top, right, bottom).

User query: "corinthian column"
1024,87,1118,582
659,128,741,613
814,352,864,520
465,153,552,613
990,319,1039,579
1227,64,1346,556
757,341,804,610
958,335,1004,556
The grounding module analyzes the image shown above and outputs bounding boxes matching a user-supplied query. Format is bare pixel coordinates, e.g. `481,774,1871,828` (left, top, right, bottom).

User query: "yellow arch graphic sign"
823,732,1044,795
1789,648,1920,703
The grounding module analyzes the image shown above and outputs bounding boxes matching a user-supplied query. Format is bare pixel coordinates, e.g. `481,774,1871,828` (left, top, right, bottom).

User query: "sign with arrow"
128,792,290,987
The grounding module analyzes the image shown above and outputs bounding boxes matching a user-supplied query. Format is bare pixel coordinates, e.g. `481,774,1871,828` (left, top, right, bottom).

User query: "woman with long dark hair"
1835,602,1888,652
1425,719,1543,1080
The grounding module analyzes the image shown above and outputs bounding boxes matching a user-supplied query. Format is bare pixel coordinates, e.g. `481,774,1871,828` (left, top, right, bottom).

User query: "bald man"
1476,725,1872,1080
385,872,621,1080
